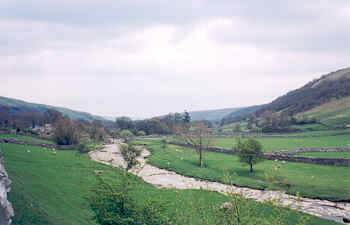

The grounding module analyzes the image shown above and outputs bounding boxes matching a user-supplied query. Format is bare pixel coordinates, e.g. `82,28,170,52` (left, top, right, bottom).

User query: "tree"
176,121,211,167
53,117,80,145
120,130,134,142
236,138,264,173
183,110,191,124
90,120,106,142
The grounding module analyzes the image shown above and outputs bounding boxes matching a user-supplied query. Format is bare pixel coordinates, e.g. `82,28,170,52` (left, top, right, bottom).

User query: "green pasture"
0,134,54,144
134,139,350,202
1,143,340,225
210,134,350,151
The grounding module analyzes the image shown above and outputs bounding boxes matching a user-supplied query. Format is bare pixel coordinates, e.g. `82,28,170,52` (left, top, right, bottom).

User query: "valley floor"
90,144,350,224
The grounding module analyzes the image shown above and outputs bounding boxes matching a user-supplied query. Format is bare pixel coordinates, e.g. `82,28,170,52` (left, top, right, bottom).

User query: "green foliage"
77,139,91,154
120,130,134,138
236,138,264,173
88,173,171,225
120,144,141,170
136,131,146,136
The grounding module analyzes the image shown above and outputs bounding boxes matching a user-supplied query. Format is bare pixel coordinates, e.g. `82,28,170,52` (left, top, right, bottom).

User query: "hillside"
188,107,241,121
220,105,264,125
301,96,350,127
221,67,350,127
0,96,107,122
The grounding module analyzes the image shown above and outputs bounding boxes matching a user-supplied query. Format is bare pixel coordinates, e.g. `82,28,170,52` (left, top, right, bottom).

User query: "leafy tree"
236,138,264,173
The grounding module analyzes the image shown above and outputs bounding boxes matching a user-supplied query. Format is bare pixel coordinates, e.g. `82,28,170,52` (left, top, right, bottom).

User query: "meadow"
0,134,54,144
1,140,341,224
135,139,350,202
210,134,350,151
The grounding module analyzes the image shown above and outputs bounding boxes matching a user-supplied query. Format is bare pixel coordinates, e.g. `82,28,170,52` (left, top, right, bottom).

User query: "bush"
87,173,170,225
137,131,146,136
120,144,141,170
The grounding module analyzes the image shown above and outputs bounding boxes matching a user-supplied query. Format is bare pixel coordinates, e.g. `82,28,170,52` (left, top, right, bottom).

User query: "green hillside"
0,96,107,122
301,96,350,127
221,67,350,127
189,107,241,121
220,105,264,125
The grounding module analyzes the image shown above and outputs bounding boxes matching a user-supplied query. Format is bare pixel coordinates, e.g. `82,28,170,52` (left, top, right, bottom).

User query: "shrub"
87,173,170,225
120,144,141,170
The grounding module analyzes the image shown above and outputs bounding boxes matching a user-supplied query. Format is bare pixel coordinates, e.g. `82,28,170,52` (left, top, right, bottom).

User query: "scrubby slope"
0,96,106,122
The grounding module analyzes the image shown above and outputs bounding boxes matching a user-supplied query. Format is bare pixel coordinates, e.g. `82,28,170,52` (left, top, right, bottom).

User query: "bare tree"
175,121,211,167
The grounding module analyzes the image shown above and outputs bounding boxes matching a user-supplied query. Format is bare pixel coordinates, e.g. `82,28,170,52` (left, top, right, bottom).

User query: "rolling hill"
221,67,350,127
188,107,242,121
0,96,108,122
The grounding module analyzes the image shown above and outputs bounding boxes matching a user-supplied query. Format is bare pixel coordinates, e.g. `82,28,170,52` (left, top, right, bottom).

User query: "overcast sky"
1,1,349,118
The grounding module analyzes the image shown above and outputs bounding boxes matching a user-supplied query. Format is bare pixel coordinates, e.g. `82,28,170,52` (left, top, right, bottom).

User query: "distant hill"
221,67,350,127
0,96,108,122
188,107,242,121
220,105,264,125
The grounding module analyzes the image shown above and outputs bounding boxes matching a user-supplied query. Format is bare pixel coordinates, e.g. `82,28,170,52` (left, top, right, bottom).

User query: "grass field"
264,129,350,137
209,134,350,151
0,134,54,144
294,151,350,159
1,143,341,225
135,139,350,202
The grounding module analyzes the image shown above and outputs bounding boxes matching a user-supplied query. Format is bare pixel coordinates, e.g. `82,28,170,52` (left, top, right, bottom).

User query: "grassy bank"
135,139,350,202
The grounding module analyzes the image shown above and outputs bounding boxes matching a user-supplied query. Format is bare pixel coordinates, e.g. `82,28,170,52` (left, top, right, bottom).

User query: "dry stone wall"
0,138,75,150
0,152,13,225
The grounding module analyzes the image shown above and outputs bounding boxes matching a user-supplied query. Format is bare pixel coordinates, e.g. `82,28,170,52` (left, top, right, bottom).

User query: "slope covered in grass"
302,96,350,127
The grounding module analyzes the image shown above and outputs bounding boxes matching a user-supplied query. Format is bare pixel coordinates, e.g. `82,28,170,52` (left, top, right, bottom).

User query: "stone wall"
0,131,52,142
0,138,75,150
273,148,350,155
0,152,13,225
264,154,350,167
168,141,350,167
243,131,350,139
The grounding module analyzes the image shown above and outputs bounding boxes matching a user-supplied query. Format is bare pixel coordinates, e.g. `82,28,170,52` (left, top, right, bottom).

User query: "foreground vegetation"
1,141,340,224
135,139,350,201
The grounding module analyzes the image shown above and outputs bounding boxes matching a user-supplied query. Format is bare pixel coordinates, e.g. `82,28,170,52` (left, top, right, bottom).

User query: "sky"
1,0,349,118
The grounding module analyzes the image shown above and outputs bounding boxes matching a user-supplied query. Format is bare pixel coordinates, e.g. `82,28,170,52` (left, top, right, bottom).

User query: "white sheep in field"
52,151,57,155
